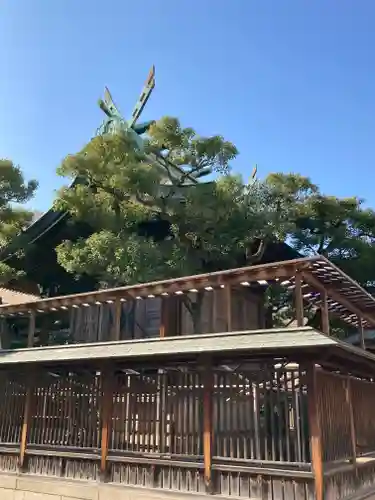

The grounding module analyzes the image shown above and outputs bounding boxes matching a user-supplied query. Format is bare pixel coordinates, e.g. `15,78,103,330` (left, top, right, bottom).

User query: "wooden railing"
315,369,375,499
0,360,314,498
3,360,375,499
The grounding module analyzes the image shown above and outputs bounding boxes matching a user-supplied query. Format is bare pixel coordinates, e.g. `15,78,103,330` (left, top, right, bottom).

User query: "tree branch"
245,239,267,263
135,193,155,207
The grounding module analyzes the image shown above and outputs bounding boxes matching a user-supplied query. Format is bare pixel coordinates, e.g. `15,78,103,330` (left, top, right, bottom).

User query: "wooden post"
159,297,168,338
19,368,36,469
113,298,122,341
346,377,357,468
100,366,115,479
321,290,330,335
306,363,324,500
168,296,180,336
211,289,217,333
358,316,365,350
27,310,36,347
203,360,214,494
225,286,232,332
295,272,304,327
158,370,167,453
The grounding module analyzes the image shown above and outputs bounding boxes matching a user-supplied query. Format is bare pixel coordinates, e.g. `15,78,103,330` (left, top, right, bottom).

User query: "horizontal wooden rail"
0,444,316,473
323,454,375,477
213,455,312,470
26,448,100,460
108,454,204,469
212,462,314,479
0,446,19,454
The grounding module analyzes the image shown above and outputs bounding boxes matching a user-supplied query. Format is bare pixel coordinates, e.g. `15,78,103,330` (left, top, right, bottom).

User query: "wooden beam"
302,271,375,328
113,298,122,341
346,377,357,468
27,311,36,347
203,360,214,494
358,316,365,350
19,369,36,469
100,367,114,478
295,272,304,327
306,363,324,500
0,259,305,316
321,290,330,335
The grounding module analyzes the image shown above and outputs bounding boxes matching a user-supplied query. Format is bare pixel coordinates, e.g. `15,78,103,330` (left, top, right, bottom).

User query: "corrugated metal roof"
0,288,40,305
0,327,335,366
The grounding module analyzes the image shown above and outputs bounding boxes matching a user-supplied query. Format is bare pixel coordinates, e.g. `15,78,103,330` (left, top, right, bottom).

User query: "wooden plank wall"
0,287,264,347
67,287,264,343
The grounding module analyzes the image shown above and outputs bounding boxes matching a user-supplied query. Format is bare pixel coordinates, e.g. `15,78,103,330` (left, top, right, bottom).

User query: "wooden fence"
0,361,375,499
316,369,375,499
0,361,314,497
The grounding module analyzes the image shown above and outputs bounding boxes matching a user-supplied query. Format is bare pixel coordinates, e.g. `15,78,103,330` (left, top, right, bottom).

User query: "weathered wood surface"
0,362,374,499
68,288,263,343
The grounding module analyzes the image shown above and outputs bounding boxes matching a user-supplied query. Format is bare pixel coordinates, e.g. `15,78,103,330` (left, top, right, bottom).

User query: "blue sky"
1,1,374,211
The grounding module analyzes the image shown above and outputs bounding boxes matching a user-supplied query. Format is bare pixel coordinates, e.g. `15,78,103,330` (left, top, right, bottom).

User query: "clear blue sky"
1,1,374,211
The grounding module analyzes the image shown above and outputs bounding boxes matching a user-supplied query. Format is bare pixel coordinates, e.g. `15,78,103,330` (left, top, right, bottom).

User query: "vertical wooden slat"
294,272,304,327
27,310,36,347
321,290,330,335
275,369,283,461
253,382,261,459
203,360,214,494
269,379,276,460
131,378,137,451
100,366,114,477
306,363,324,500
283,369,291,462
358,316,365,350
113,298,122,340
158,371,167,452
225,286,232,332
19,368,36,469
125,377,132,451
346,377,357,467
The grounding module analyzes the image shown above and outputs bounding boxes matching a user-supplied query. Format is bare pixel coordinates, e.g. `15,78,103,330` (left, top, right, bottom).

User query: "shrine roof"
0,327,336,365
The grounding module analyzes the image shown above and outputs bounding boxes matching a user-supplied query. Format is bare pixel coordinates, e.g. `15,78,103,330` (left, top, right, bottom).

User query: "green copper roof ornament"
96,65,156,149
96,66,196,185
